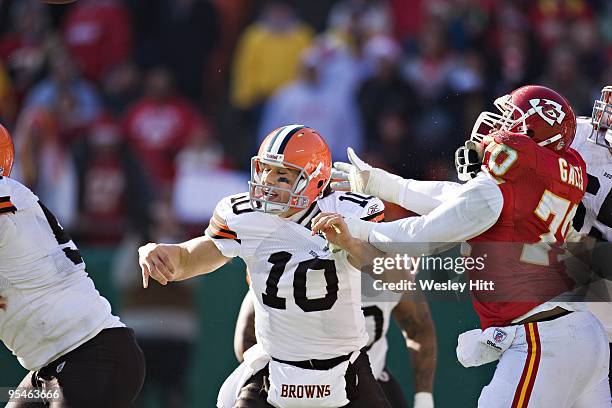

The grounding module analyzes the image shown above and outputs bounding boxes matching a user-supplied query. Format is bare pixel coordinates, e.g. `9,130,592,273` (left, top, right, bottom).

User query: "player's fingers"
154,252,175,279
141,263,150,289
311,213,334,234
330,181,351,191
150,268,169,286
147,258,169,285
331,169,349,181
333,162,353,173
347,147,368,170
322,215,344,232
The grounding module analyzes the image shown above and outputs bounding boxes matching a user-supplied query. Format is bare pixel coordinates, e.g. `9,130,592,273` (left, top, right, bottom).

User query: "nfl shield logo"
493,328,507,343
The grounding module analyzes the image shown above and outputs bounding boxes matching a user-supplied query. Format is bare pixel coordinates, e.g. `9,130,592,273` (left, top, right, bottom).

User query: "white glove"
331,147,406,204
414,392,434,408
330,147,373,193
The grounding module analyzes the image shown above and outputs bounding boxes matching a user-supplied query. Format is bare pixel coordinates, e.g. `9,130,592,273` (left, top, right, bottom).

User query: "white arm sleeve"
347,173,503,255
367,169,461,214
397,179,463,215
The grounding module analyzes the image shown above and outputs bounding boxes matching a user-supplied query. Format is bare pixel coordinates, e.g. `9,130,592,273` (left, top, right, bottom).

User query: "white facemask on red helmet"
470,85,577,152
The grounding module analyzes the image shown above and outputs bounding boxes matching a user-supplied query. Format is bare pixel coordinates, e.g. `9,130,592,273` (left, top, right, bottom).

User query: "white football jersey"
571,118,612,241
0,177,122,371
361,298,399,379
571,118,612,340
208,191,384,360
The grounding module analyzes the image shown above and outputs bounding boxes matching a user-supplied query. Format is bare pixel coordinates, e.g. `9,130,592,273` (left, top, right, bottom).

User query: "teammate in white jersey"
571,86,612,394
233,289,437,408
139,125,392,407
0,127,145,407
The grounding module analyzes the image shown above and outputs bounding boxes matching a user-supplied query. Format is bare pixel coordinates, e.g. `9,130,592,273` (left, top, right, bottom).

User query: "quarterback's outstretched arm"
346,173,503,254
139,235,231,288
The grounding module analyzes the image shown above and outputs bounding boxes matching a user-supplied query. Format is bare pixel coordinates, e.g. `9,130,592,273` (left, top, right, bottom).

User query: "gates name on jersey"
469,132,587,328
206,190,384,361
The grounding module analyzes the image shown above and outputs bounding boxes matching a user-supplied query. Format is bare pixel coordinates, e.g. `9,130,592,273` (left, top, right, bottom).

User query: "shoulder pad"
0,177,38,213
213,193,254,223
206,193,253,246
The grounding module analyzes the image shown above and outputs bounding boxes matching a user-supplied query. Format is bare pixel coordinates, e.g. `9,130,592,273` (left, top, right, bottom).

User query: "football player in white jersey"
0,127,145,407
139,125,392,407
233,290,437,408
571,85,612,394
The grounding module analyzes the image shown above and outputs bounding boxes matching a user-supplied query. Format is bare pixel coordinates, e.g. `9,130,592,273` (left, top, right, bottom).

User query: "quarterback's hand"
331,147,372,193
0,295,6,311
311,212,358,252
138,243,182,288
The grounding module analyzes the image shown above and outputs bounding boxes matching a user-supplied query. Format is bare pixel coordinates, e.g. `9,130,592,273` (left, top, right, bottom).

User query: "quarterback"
139,125,392,407
0,127,145,407
316,86,611,407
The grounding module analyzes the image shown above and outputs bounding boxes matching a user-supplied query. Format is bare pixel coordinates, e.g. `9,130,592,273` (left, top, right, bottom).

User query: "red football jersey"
469,132,587,328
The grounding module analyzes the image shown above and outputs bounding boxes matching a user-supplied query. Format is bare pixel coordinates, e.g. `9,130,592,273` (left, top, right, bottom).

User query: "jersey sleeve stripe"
208,223,239,238
0,198,16,213
205,227,241,243
361,211,385,222
209,218,238,237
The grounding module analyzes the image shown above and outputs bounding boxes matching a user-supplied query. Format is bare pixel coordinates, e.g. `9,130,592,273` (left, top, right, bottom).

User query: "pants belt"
272,351,355,370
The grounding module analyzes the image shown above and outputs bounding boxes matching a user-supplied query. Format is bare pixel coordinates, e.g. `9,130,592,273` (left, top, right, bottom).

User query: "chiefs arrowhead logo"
528,98,566,126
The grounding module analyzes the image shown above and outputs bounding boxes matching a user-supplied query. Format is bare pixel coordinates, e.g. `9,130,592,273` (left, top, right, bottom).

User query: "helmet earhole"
317,180,324,188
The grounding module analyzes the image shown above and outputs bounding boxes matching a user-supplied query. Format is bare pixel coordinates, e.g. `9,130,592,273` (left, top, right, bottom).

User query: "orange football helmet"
250,125,332,213
0,124,14,177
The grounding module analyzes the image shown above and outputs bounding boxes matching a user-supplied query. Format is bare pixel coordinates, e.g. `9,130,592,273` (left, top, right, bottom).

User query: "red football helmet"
589,85,612,151
250,125,332,213
471,85,576,152
0,124,14,177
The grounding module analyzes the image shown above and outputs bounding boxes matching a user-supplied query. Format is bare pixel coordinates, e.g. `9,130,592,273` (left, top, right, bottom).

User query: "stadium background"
0,0,609,406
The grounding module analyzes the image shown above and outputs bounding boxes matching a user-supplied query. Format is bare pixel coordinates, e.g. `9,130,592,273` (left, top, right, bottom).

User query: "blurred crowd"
0,0,610,405
0,0,610,244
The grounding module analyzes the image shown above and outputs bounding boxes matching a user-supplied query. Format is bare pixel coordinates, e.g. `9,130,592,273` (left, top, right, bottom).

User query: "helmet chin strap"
537,133,562,148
